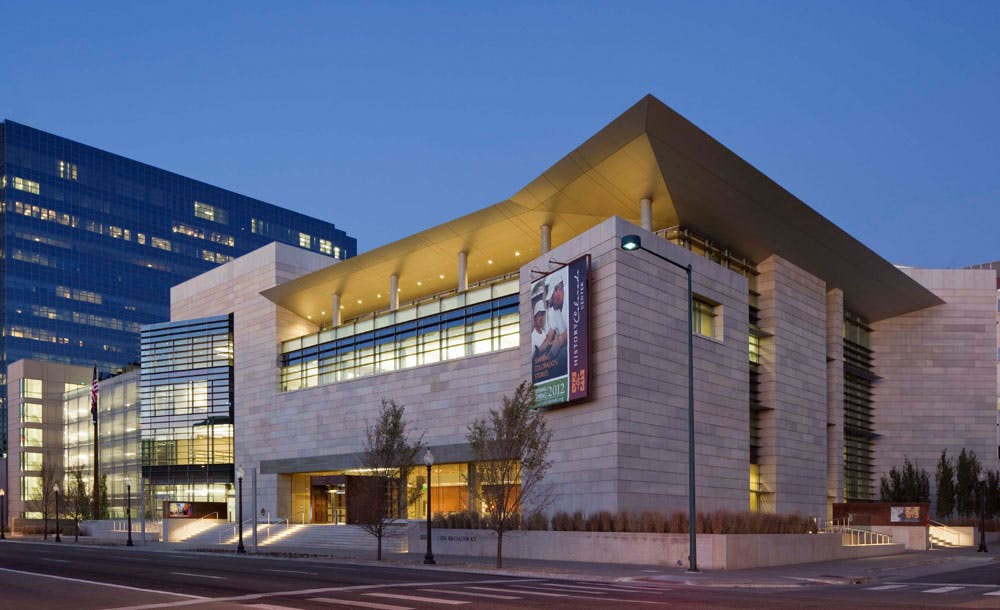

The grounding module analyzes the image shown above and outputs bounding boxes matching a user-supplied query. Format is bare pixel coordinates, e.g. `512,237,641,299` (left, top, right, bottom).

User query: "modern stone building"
147,96,998,522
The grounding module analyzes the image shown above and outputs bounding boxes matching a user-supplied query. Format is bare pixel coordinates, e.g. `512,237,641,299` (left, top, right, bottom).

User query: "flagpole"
91,365,100,519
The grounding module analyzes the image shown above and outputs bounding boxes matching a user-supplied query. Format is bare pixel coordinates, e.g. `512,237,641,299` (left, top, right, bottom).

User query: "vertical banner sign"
531,255,590,408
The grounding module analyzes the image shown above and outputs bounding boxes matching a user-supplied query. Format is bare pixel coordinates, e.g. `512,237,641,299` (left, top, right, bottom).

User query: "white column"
640,197,653,231
540,224,551,254
331,293,341,326
390,274,399,310
457,251,468,292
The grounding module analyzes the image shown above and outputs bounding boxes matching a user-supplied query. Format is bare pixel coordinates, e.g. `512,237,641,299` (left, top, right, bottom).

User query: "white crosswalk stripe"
923,586,965,593
420,588,521,600
468,585,569,597
866,584,908,591
365,592,470,605
310,598,412,610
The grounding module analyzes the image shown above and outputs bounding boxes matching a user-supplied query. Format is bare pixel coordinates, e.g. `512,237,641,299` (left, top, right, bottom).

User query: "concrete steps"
181,522,408,553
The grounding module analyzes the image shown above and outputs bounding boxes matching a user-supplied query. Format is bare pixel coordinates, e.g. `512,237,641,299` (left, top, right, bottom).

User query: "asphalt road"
1,541,998,609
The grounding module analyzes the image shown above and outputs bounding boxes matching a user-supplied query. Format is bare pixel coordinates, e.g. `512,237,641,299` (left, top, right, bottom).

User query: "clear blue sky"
3,1,997,268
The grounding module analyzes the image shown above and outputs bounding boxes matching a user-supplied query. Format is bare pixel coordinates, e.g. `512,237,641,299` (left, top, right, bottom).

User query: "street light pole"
236,465,246,554
423,449,435,565
126,478,134,547
54,484,61,543
621,233,698,572
978,472,989,553
0,488,5,540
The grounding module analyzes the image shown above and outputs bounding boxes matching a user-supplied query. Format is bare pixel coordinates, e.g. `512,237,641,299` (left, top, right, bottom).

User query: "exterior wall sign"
530,255,590,408
889,505,922,523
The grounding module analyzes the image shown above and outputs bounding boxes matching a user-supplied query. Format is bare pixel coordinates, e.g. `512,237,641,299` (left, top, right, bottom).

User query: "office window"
21,475,43,501
693,297,721,340
20,402,42,423
58,160,78,180
21,428,43,448
333,246,341,259
299,232,311,248
20,451,43,472
13,176,41,194
21,378,43,399
151,237,172,251
210,232,234,247
194,201,228,224
319,239,333,255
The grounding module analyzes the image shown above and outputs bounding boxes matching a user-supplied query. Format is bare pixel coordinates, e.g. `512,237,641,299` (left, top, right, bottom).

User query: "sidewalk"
8,533,998,589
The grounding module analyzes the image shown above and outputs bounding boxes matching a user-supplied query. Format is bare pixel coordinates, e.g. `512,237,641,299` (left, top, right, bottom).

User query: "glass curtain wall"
140,314,233,518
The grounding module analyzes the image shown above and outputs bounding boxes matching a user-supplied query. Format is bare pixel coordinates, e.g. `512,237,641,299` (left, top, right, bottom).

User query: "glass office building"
0,119,356,453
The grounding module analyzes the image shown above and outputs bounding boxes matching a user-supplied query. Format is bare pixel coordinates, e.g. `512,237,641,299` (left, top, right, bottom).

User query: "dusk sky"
3,1,998,268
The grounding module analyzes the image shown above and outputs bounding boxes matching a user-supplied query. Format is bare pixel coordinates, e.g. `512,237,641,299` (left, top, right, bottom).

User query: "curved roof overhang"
263,95,941,324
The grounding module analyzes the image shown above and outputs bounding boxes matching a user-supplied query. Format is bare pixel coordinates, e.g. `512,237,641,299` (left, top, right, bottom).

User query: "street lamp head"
53,484,59,494
423,449,435,467
125,477,131,488
979,471,987,484
621,234,642,251
236,465,245,479
0,489,4,497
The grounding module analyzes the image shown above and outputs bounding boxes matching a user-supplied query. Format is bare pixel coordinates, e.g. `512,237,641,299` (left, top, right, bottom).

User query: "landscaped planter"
407,524,906,569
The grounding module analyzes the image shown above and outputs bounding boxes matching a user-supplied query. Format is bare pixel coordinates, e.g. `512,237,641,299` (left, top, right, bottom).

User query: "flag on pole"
91,364,99,424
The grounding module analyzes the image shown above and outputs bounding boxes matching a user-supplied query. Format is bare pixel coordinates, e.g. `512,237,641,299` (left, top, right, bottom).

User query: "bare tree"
25,453,62,539
65,468,91,542
356,400,424,560
466,381,552,567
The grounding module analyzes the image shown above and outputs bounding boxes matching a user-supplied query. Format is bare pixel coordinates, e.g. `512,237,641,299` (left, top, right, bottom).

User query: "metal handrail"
820,521,893,545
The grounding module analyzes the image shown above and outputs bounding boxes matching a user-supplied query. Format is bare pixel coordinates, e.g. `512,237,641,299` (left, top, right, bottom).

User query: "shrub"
551,511,572,531
639,511,665,533
571,511,585,531
523,511,548,531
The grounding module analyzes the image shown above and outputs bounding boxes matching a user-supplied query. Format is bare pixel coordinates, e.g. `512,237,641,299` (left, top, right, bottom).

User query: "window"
21,476,43,501
692,297,721,339
13,176,40,194
194,201,227,224
21,378,43,399
20,452,43,472
173,223,204,239
21,428,43,448
58,161,78,180
151,237,172,251
748,333,761,365
319,239,333,255
20,402,42,423
299,232,311,248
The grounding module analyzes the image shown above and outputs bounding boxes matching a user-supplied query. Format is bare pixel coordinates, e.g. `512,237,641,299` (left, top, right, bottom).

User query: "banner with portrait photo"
530,255,590,408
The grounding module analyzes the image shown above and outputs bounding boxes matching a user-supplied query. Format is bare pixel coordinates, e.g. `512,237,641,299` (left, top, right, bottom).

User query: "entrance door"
310,486,329,524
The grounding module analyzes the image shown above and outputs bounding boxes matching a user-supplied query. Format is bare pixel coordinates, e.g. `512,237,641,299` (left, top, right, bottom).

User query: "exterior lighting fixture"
423,449,435,565
236,465,246,554
619,233,698,572
126,477,134,546
53,484,62,543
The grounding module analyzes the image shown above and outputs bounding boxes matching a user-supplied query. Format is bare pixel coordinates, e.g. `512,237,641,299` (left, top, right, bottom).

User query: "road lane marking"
170,572,226,580
923,586,964,593
0,568,205,600
262,569,320,576
420,588,520,600
40,558,72,563
310,598,412,610
984,590,1000,596
365,592,469,605
866,584,908,591
248,605,307,610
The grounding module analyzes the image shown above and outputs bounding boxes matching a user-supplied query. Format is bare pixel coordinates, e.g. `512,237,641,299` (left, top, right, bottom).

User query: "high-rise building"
0,120,357,453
